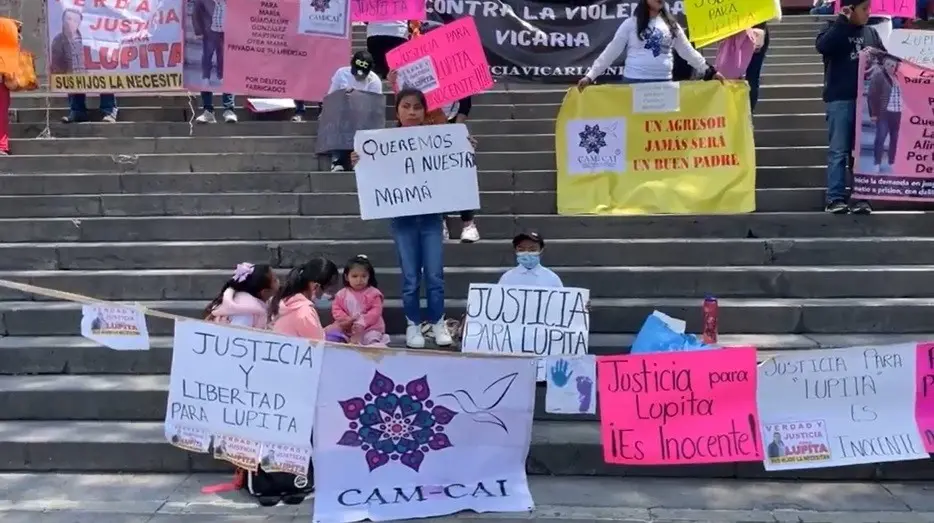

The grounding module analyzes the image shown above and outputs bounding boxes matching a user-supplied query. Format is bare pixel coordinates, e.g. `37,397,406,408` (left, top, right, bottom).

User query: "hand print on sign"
336,372,457,473
437,372,518,434
550,359,573,387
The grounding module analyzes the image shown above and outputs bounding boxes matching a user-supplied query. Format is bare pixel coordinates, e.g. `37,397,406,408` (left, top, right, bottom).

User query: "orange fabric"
3,50,38,92
0,18,19,75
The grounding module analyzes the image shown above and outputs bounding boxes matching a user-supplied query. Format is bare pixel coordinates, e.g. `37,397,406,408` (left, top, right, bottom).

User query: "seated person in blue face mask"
497,232,563,288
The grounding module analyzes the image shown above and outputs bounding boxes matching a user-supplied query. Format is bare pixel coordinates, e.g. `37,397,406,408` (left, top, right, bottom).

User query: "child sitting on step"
204,263,279,329
329,255,390,346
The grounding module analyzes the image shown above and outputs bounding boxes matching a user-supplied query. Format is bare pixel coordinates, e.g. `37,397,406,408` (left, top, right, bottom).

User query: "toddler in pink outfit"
330,255,390,347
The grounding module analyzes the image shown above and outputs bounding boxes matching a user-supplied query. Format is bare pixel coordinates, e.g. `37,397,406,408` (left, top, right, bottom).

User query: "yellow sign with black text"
686,0,780,48
51,73,183,92
555,81,756,215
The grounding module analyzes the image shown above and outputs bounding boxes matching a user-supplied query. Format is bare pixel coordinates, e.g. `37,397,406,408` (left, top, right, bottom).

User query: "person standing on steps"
441,96,481,243
195,92,237,123
365,21,409,79
52,8,119,123
577,0,725,88
350,88,477,349
192,0,236,123
816,0,885,215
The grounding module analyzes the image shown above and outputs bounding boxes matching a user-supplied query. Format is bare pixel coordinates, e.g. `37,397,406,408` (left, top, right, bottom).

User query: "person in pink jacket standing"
204,263,279,328
330,255,390,347
269,257,343,340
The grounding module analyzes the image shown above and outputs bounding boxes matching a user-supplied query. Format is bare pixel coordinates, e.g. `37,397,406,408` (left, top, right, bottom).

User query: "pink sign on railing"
386,16,494,110
835,0,916,17
351,0,425,22
597,347,763,465
221,0,350,102
914,343,934,451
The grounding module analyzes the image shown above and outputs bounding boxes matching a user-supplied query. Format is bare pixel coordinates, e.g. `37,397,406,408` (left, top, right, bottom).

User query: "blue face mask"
313,292,333,308
516,252,541,270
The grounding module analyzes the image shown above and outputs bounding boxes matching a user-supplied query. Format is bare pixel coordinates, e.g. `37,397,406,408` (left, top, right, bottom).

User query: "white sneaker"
331,164,345,172
222,109,238,123
432,319,453,347
442,220,451,241
195,110,216,124
460,222,480,243
406,322,426,349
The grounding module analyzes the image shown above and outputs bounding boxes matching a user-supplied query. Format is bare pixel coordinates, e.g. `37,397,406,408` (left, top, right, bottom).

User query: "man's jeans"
202,30,224,80
68,93,117,118
295,100,307,115
201,92,234,111
390,214,445,324
746,27,770,112
826,100,856,203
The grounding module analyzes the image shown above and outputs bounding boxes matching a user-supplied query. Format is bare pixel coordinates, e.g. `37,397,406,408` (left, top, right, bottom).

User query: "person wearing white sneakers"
195,92,237,124
441,96,480,243
351,88,477,348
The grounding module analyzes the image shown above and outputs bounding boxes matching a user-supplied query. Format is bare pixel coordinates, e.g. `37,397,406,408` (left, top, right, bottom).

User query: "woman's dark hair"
268,257,339,319
635,0,680,41
343,255,379,289
203,263,274,318
395,88,428,119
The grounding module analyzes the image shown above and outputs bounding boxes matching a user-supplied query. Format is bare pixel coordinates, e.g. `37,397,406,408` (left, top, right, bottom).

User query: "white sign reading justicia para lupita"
312,343,536,522
353,124,480,220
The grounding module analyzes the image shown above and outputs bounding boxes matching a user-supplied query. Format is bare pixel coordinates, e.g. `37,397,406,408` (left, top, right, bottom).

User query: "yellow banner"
51,72,183,93
555,81,756,215
685,0,779,48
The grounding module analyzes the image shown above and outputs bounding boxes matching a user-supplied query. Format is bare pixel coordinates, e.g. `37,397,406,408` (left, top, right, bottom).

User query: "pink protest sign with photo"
914,342,934,451
386,16,494,110
351,0,425,22
835,0,916,17
221,0,350,102
597,347,763,465
852,49,934,201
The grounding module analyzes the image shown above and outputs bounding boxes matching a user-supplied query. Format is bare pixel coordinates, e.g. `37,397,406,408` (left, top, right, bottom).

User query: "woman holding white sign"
351,88,477,349
577,0,725,87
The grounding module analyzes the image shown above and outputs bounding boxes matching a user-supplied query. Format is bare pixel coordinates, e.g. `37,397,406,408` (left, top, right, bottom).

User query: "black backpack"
245,464,315,507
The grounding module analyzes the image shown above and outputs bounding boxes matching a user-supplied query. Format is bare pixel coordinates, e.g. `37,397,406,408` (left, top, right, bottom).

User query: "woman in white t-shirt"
577,0,724,88
366,21,410,79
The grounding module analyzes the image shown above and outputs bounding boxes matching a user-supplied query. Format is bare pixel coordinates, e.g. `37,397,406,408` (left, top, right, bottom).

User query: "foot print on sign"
545,356,596,415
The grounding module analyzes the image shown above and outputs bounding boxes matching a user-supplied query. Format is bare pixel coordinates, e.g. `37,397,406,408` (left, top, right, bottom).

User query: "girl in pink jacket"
269,257,342,340
204,263,279,329
330,255,390,347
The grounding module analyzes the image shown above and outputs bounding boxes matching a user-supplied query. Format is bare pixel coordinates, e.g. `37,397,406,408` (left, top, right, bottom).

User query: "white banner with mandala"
312,344,536,523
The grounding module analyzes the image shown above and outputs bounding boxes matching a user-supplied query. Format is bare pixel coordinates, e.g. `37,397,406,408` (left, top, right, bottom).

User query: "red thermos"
702,295,719,344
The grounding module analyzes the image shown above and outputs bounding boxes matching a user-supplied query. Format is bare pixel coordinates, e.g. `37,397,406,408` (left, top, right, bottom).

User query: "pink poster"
220,0,350,102
852,49,934,201
835,0,916,17
915,342,934,451
351,0,425,22
385,16,494,110
597,347,763,465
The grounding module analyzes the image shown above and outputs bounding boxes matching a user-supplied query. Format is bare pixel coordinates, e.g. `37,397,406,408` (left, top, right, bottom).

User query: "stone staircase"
0,16,932,478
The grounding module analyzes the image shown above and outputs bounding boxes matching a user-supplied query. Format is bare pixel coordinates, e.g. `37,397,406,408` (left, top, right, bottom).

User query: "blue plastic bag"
630,313,714,354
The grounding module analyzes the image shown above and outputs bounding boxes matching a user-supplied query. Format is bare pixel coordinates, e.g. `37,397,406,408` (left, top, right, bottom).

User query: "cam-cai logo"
310,0,330,11
337,372,457,472
568,118,625,174
578,124,607,154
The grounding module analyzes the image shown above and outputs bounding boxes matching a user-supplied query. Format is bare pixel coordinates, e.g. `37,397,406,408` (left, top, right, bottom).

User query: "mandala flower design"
336,372,457,472
578,124,607,154
310,0,330,11
641,27,664,57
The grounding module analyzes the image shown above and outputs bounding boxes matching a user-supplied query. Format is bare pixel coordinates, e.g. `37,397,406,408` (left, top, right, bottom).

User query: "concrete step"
2,265,931,301
2,333,927,375
5,112,830,141
3,130,830,156
0,186,866,219
0,167,834,202
3,297,934,336
0,146,830,174
1,212,932,243
3,237,930,272
9,96,826,124
0,419,929,479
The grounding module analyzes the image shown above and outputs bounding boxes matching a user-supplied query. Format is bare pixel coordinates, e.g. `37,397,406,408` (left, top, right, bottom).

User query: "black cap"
512,231,544,248
351,51,373,76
